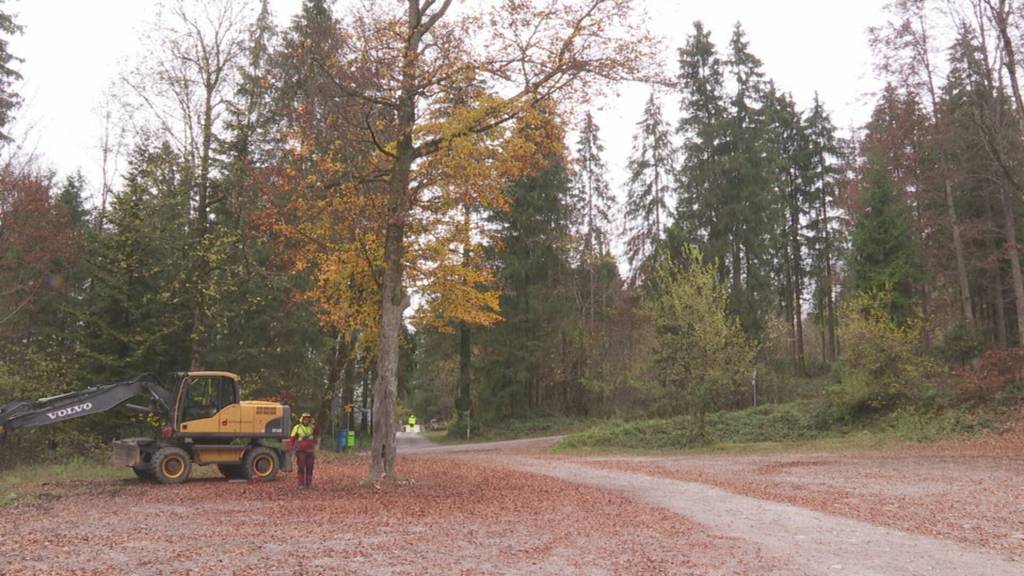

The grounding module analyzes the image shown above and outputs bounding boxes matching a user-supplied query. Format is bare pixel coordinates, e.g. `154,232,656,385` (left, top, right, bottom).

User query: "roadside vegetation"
427,416,596,444
559,400,1015,453
0,459,133,507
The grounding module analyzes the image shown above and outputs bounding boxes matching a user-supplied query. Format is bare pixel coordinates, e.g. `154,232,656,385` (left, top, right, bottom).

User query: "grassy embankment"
557,400,1015,453
429,373,1021,453
0,459,134,507
424,416,597,444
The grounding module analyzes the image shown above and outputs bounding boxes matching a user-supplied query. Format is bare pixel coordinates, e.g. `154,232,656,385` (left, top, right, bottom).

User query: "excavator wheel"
217,463,244,479
242,446,279,481
151,446,192,484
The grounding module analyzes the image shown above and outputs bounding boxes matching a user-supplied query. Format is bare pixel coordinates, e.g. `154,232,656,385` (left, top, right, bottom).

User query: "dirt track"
1,431,1021,575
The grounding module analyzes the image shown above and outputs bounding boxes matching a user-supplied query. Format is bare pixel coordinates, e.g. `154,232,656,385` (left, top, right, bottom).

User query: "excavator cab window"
182,376,236,422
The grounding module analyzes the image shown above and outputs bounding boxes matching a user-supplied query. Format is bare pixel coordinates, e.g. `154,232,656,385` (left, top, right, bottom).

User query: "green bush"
830,293,939,416
646,251,756,429
559,399,1006,453
559,402,828,451
938,322,984,367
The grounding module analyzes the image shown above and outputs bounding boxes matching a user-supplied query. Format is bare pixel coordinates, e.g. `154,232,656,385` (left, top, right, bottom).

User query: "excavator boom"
0,375,173,435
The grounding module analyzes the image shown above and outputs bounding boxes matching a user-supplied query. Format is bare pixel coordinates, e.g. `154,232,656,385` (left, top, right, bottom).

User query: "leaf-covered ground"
0,453,777,575
1,425,1021,575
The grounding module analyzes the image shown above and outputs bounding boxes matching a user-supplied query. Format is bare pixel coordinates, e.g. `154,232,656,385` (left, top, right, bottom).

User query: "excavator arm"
0,375,174,437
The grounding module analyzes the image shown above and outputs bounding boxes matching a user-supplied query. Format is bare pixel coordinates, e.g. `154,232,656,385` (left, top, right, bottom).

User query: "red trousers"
296,451,315,487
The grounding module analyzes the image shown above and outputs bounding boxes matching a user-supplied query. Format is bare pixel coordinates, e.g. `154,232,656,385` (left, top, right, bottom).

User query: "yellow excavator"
0,371,292,484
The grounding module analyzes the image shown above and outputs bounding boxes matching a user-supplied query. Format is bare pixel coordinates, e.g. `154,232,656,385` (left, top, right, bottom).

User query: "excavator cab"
174,372,241,435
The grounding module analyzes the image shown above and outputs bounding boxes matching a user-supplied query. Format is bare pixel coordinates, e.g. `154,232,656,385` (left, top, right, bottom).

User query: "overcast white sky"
8,0,887,206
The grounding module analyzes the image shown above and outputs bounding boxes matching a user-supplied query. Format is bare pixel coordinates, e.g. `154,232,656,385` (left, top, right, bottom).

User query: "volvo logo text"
46,402,93,420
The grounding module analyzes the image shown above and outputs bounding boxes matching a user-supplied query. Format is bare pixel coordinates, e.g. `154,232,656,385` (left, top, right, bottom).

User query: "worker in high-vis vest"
408,414,416,428
290,412,319,488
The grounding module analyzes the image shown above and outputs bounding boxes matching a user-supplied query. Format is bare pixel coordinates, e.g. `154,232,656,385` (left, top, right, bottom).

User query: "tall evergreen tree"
670,21,728,278
804,93,844,362
572,112,614,262
0,2,21,141
861,85,936,340
763,86,811,373
571,111,616,335
624,92,675,285
722,23,775,335
849,164,920,324
481,157,577,417
78,141,193,380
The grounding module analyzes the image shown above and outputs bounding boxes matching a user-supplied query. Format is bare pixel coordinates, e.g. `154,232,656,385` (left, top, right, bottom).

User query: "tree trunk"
458,321,472,414
946,178,974,324
992,0,1024,137
817,150,837,363
998,184,1024,345
789,195,805,375
985,192,1008,347
782,237,796,369
991,264,1008,348
188,72,218,371
370,0,423,482
360,366,372,433
819,298,828,365
371,186,410,481
342,331,358,430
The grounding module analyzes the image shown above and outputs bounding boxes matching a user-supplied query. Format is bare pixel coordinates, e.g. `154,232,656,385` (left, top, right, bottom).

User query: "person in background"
290,412,319,488
408,414,416,430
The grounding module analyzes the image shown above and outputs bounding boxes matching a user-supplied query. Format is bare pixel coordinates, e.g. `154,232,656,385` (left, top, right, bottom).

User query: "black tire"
151,446,192,484
217,463,244,479
131,464,154,481
242,446,279,481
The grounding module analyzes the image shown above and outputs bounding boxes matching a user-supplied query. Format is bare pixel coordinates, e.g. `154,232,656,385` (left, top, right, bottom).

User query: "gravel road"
0,431,1020,575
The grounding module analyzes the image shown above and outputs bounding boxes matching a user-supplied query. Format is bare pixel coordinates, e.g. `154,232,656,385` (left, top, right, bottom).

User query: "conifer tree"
849,164,920,325
0,2,21,141
763,86,811,373
572,112,614,262
78,142,193,380
624,93,675,285
722,23,775,335
804,93,844,362
571,111,615,328
481,156,576,416
671,21,728,278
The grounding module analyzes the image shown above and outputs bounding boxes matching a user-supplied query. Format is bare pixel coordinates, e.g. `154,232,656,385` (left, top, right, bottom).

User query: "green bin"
346,430,356,449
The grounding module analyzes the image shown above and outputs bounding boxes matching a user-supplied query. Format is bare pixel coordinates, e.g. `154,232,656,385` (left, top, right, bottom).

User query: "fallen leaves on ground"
0,454,777,575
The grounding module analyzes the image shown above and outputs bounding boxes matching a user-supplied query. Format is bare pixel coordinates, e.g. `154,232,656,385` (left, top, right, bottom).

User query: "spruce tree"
571,111,615,336
722,23,775,335
480,158,576,417
804,93,843,361
671,21,728,275
624,92,675,285
572,112,614,262
849,164,920,324
0,2,20,141
568,112,623,404
763,86,812,373
79,141,193,380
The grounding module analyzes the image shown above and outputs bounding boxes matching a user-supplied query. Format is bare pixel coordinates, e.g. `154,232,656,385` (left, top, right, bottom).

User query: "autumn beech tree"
275,0,653,481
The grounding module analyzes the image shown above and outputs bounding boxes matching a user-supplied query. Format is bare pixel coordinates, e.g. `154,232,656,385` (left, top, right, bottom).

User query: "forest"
3,0,1024,478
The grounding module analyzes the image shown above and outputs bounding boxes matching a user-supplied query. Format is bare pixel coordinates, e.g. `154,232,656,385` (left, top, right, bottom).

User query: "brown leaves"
0,454,763,575
0,168,78,328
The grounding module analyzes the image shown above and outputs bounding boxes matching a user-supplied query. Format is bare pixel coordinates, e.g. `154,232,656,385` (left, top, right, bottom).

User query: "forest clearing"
2,0,1024,573
1,432,1022,575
